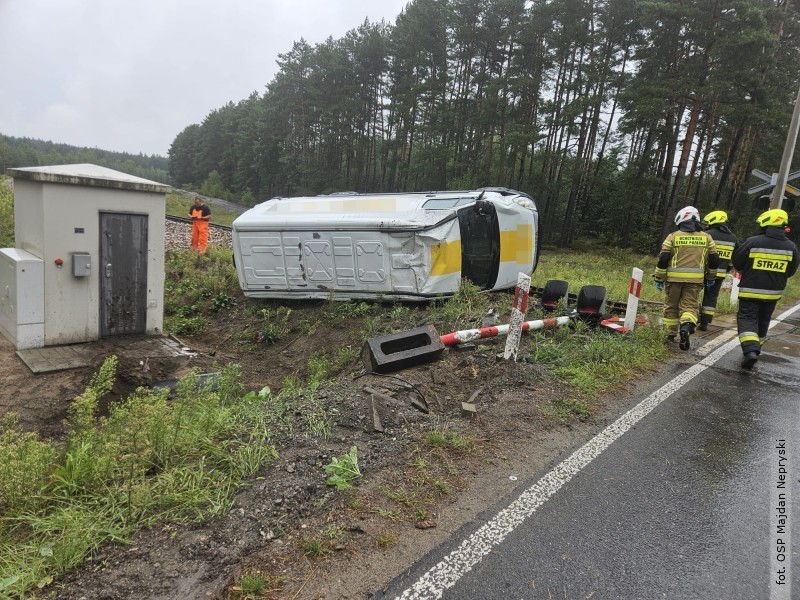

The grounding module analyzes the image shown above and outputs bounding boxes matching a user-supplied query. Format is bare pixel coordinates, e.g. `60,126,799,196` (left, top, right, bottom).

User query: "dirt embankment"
1,270,670,599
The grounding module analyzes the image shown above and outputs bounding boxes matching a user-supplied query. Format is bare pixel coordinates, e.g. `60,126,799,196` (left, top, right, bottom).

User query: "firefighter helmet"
757,209,789,228
674,206,700,226
702,210,728,226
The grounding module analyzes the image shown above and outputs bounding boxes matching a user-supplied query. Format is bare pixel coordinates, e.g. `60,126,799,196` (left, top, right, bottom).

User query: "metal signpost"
749,83,800,208
747,169,800,201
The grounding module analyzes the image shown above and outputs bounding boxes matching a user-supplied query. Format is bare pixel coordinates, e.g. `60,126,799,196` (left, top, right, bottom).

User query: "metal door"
100,212,148,336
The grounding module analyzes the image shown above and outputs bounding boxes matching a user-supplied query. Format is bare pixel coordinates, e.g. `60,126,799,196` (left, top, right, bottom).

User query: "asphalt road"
376,305,800,600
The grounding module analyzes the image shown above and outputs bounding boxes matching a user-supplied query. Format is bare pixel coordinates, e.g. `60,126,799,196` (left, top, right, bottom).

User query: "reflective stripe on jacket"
654,230,718,283
706,225,737,278
731,227,799,301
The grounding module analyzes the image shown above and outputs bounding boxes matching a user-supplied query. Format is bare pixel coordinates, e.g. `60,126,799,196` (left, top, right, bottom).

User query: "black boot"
697,320,708,332
679,324,691,351
741,352,758,369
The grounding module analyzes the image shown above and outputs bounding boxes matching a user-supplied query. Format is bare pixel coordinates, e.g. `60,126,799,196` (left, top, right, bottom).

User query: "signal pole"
772,83,800,209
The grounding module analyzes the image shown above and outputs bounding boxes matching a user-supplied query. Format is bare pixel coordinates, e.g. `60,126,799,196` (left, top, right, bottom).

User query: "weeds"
236,571,271,596
376,509,401,522
424,430,474,453
324,447,362,491
0,358,277,598
254,306,292,344
301,537,331,558
0,176,13,247
163,248,239,335
428,280,491,333
526,319,668,398
375,531,398,548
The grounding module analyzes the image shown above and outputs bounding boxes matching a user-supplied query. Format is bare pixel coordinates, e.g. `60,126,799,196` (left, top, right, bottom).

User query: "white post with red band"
503,272,532,361
624,268,643,330
600,267,648,334
730,270,741,306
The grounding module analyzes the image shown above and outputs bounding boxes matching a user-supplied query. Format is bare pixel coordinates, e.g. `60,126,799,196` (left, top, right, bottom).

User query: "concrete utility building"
0,164,169,349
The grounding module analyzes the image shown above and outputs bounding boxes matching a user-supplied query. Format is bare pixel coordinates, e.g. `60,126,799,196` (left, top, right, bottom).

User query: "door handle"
105,263,112,278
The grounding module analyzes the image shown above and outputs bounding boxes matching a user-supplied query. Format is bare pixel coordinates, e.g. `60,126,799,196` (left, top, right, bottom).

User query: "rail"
165,214,232,232
528,286,664,313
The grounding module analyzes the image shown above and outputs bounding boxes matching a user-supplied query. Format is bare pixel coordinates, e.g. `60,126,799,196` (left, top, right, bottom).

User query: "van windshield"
457,202,500,289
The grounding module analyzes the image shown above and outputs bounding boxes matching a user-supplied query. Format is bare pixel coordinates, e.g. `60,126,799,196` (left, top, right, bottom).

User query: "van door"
457,200,500,289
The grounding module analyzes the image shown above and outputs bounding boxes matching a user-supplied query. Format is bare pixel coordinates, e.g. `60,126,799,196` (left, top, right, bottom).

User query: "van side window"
457,202,500,289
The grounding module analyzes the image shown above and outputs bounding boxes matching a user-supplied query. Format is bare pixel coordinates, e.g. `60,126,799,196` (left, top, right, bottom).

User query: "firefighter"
698,210,738,330
731,208,799,369
189,197,212,253
653,206,719,351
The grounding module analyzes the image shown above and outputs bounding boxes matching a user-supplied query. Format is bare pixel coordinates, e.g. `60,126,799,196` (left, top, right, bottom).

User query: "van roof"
233,190,494,231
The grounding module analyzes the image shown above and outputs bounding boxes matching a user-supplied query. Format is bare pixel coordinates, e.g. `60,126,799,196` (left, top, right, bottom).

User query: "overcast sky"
0,0,409,157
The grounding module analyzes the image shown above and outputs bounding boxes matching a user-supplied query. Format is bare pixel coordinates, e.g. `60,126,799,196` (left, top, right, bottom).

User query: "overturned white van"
231,188,540,301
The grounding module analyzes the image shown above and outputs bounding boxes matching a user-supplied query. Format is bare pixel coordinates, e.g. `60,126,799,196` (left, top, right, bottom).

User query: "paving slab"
15,335,196,374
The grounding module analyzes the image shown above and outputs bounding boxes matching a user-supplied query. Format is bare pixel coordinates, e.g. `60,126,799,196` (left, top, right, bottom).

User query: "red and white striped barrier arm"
440,315,573,346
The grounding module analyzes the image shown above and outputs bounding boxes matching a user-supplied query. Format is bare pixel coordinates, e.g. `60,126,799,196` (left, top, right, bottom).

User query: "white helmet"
674,206,700,226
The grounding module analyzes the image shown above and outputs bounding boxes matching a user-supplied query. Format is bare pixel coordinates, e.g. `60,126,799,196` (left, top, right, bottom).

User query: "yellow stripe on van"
500,224,533,264
430,240,462,275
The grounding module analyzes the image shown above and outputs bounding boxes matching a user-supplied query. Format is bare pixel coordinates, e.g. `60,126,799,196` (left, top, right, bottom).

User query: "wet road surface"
377,306,800,600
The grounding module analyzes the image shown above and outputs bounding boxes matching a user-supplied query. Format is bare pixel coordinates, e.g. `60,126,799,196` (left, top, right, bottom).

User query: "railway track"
165,213,232,231
529,286,664,313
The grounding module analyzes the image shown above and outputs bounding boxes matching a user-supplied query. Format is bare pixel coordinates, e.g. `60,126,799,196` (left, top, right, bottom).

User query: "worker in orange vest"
189,197,211,253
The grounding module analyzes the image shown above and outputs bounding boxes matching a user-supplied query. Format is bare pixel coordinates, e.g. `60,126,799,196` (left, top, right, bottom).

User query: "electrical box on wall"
72,252,91,277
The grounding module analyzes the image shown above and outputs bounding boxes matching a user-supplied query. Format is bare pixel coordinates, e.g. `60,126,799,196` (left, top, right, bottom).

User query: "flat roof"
6,163,170,194
233,192,479,231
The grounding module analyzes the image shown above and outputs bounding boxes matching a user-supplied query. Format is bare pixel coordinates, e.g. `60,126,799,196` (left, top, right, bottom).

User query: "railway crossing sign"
748,168,800,197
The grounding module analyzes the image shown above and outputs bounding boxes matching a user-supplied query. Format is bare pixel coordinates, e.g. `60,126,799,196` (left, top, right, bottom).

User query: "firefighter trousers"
663,282,702,336
737,298,777,356
700,278,724,325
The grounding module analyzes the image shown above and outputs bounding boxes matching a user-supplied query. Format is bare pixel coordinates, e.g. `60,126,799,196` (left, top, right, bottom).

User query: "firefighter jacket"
654,223,718,284
731,226,799,301
706,224,737,278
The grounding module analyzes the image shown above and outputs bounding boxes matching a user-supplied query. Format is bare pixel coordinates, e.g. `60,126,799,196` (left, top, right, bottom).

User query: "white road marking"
396,302,800,600
693,329,737,357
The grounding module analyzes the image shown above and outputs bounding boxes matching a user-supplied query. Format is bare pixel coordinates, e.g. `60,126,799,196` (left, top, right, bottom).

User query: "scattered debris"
152,371,220,397
460,402,477,419
363,325,445,373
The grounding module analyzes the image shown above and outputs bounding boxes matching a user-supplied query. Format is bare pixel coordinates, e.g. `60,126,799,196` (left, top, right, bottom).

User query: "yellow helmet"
757,209,789,228
702,210,728,226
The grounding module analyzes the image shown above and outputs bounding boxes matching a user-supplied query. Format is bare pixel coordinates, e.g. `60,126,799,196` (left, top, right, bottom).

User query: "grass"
533,244,660,304
424,430,475,453
0,359,278,598
0,176,13,247
229,571,283,599
163,247,241,335
526,319,668,398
